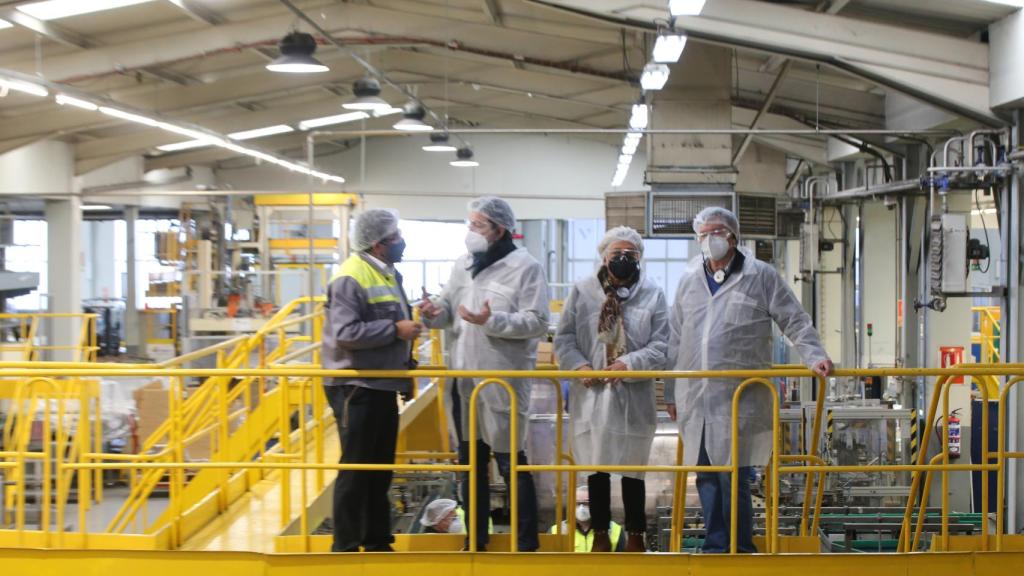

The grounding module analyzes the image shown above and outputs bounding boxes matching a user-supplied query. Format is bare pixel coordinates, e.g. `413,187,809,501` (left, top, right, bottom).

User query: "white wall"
0,140,74,194
990,9,1024,109
861,201,898,366
217,134,648,220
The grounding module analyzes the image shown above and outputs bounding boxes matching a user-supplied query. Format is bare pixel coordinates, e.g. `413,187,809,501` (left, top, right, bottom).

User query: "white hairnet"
468,196,516,231
598,226,643,257
693,206,740,238
352,209,399,251
421,498,457,527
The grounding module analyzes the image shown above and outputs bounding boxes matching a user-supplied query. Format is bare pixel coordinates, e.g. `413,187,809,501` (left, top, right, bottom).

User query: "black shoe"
363,544,395,552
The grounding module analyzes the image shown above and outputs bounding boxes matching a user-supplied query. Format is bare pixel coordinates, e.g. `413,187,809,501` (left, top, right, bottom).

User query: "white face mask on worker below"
700,235,730,262
448,516,464,534
465,230,489,254
575,504,591,523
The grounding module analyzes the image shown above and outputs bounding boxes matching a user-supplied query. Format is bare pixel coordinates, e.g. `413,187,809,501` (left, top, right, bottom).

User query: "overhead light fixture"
18,0,155,20
668,0,707,16
622,140,640,155
342,76,391,112
393,101,433,132
618,154,633,165
373,106,403,117
980,0,1024,6
0,19,12,29
228,124,294,141
629,104,649,130
653,34,687,63
450,147,479,167
81,204,113,211
56,94,98,110
298,111,369,130
99,106,158,126
423,132,457,152
265,31,329,73
0,77,49,97
640,63,670,91
156,140,212,152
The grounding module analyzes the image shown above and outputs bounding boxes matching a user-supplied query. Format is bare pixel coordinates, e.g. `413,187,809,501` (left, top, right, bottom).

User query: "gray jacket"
321,252,414,393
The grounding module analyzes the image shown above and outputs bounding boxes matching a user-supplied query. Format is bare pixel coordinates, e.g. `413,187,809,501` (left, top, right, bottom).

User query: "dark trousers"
587,472,647,534
458,439,540,551
695,430,755,553
325,385,399,552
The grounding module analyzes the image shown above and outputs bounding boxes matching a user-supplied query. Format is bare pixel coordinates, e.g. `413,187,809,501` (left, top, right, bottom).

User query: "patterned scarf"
596,267,630,366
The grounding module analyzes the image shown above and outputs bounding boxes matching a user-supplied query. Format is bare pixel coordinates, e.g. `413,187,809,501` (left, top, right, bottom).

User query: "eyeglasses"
696,228,732,241
607,249,640,259
467,219,493,232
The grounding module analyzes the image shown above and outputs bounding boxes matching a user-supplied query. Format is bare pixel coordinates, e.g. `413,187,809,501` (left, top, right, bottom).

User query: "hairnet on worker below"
597,226,644,257
693,206,740,238
421,498,457,527
468,196,516,231
352,209,399,252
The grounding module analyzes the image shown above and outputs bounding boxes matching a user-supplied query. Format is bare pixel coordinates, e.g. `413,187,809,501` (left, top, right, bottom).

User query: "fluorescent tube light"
18,0,155,21
298,112,369,130
653,35,687,63
640,63,670,91
228,124,294,141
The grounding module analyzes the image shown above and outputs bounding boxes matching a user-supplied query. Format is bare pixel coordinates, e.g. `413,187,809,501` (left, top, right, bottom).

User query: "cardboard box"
133,380,169,450
536,341,554,366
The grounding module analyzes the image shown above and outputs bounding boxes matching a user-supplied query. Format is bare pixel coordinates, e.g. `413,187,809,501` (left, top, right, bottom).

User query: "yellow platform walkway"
181,425,341,553
4,549,1024,576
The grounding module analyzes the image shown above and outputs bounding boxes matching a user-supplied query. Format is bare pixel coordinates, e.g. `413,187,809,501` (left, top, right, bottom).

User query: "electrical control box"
930,213,968,294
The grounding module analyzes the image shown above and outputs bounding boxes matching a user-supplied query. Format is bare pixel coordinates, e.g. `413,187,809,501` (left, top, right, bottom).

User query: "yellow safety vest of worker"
331,254,405,306
455,507,494,533
550,520,623,552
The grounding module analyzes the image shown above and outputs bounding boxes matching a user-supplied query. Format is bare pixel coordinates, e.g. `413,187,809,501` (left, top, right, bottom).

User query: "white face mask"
575,504,591,524
465,230,489,254
448,516,465,534
700,235,731,262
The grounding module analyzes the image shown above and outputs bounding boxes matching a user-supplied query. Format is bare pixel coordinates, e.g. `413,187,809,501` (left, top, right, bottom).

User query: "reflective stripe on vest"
332,254,403,305
550,520,622,552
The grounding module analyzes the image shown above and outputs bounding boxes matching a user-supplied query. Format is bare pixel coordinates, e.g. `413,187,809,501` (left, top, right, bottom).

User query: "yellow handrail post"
730,378,780,554
670,436,686,552
898,374,948,552
467,377,517,552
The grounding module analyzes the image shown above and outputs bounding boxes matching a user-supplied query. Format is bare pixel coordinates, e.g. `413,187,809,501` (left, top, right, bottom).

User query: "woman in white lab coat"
554,226,669,552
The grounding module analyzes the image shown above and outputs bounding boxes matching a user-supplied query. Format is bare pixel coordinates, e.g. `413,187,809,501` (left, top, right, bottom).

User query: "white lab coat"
554,273,669,479
666,248,829,467
424,248,550,452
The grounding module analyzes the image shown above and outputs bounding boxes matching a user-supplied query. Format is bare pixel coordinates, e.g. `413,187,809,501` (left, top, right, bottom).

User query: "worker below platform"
666,206,833,554
419,196,550,552
554,226,669,552
321,209,424,553
550,485,627,552
420,498,465,534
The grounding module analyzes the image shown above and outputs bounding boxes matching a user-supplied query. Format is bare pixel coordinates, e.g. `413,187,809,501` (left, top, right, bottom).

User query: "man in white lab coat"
420,196,549,551
666,206,833,553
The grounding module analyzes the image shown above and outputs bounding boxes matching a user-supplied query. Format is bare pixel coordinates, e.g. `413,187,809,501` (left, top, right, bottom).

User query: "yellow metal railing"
972,306,1001,364
0,313,98,362
1,364,1024,553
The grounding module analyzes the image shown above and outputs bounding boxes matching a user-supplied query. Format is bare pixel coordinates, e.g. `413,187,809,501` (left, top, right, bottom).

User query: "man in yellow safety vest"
550,485,626,552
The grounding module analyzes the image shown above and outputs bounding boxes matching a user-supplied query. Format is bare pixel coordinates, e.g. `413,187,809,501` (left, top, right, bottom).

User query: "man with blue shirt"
666,206,833,553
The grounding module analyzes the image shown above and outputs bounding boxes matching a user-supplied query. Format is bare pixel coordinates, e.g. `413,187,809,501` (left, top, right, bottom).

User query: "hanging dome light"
266,31,329,73
423,131,457,152
450,147,479,167
342,76,392,112
393,101,433,132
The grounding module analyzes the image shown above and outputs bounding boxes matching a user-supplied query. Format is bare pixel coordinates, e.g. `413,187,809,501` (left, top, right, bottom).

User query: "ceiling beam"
0,8,95,49
733,59,792,165
165,0,226,26
481,0,503,26
760,0,851,73
531,0,1003,126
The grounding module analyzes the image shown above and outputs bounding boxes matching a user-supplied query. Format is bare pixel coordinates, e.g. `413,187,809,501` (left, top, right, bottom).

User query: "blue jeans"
695,431,756,553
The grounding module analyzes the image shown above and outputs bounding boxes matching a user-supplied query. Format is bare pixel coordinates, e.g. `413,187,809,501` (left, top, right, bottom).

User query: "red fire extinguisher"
935,409,962,459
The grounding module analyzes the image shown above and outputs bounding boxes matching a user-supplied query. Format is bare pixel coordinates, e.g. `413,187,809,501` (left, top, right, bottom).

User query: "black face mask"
385,238,406,264
607,254,640,281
